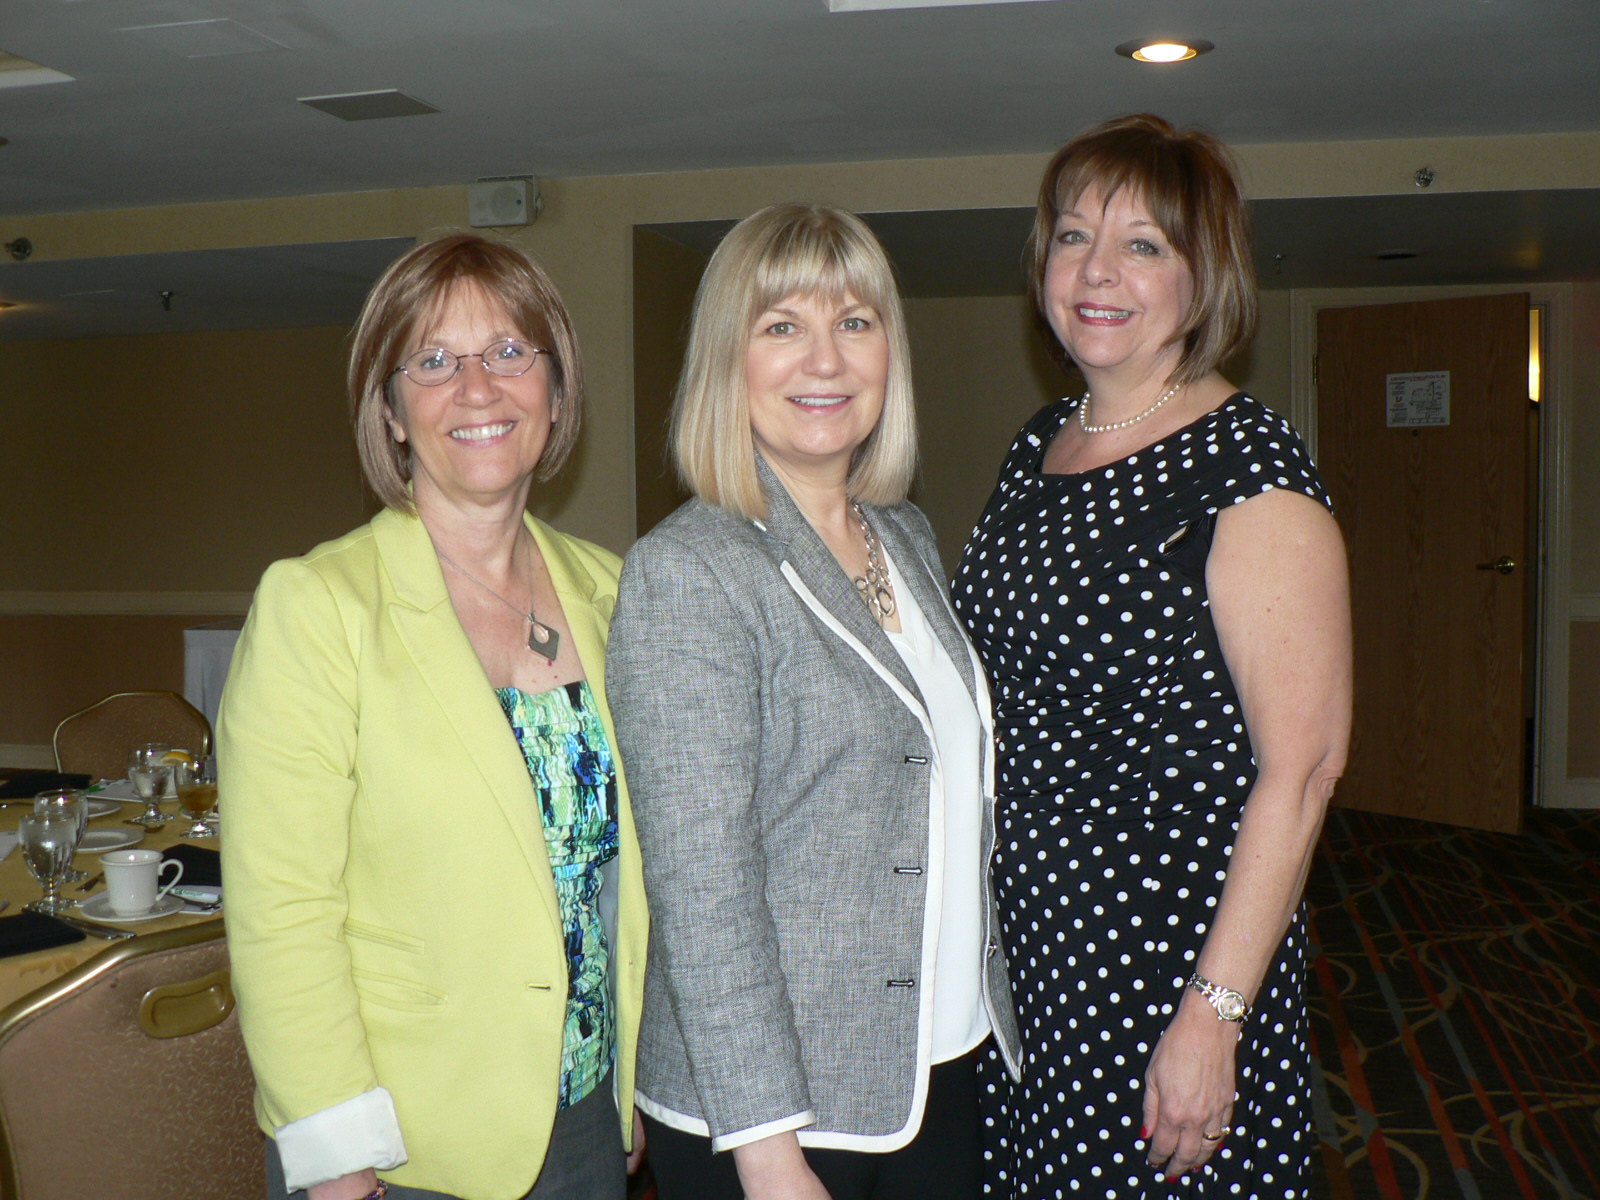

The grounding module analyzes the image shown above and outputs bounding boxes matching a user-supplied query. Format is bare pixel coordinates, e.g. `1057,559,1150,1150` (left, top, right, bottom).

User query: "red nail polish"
1140,1125,1150,1139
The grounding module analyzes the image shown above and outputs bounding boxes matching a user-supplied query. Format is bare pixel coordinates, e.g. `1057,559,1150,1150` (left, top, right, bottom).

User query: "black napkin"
0,771,92,800
162,843,221,889
0,911,87,958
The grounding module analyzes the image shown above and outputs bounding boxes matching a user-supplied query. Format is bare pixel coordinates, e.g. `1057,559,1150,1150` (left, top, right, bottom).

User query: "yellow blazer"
219,507,648,1200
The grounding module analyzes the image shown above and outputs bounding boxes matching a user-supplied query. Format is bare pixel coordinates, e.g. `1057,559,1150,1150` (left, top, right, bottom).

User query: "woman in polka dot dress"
953,114,1352,1198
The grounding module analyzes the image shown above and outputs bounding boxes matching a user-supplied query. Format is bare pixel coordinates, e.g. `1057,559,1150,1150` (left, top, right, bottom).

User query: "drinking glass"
174,756,219,838
19,810,79,914
129,743,174,828
33,788,90,883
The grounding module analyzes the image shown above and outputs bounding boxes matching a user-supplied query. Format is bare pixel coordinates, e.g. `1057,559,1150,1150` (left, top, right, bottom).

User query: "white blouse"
883,550,991,1064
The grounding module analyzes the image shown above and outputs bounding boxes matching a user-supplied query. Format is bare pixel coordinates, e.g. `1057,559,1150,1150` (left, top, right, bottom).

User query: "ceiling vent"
299,91,441,122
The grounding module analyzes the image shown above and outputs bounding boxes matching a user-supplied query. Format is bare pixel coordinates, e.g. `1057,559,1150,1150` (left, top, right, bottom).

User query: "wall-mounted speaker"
469,179,537,228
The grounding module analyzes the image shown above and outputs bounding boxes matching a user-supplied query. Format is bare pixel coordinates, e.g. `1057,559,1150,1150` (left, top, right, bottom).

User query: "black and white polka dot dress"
952,393,1328,1199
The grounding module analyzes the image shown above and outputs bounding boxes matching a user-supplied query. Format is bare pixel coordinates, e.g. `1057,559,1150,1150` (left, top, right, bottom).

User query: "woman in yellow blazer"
219,234,647,1200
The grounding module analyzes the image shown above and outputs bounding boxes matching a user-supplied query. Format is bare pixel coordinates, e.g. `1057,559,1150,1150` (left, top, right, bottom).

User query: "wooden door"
1317,293,1530,833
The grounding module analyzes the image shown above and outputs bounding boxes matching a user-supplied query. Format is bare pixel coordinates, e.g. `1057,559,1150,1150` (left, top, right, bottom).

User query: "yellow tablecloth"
0,796,218,1011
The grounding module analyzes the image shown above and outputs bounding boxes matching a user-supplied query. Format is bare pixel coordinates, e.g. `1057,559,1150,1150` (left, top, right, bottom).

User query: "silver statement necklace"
850,501,897,625
1077,381,1181,433
434,539,560,662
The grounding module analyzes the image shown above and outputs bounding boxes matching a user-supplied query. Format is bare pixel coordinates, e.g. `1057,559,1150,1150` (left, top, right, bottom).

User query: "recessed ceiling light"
1115,39,1213,63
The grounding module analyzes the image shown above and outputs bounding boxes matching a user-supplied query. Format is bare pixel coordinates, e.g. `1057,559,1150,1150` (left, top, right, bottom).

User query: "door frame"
1287,282,1592,811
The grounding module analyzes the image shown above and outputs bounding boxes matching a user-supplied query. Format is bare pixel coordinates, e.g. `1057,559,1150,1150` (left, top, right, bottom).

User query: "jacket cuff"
712,1109,817,1153
274,1087,407,1191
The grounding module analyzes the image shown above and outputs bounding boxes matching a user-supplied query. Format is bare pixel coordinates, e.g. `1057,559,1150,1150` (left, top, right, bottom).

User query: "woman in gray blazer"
607,204,1021,1200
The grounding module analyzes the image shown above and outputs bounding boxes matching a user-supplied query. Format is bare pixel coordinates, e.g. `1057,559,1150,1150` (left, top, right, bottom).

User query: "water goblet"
174,756,219,839
19,810,79,915
33,788,90,883
128,744,175,828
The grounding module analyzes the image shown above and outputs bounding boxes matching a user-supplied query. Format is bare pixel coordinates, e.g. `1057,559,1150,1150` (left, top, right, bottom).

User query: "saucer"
86,799,121,819
79,893,184,923
79,828,143,854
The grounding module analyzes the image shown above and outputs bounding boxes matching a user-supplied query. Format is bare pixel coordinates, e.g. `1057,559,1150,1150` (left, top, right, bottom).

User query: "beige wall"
4,130,1599,766
1,326,365,592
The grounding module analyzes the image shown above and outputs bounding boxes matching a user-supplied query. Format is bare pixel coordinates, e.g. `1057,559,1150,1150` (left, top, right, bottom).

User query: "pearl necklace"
1077,382,1181,433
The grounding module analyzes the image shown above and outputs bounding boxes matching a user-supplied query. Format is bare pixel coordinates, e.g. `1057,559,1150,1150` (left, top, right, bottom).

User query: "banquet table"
0,791,220,1012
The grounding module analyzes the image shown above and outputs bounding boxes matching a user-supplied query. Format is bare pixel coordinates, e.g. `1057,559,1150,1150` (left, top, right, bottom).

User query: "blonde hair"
1029,113,1258,385
348,233,585,511
671,203,916,520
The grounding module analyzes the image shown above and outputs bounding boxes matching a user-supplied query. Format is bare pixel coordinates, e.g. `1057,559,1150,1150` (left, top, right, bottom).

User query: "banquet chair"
0,921,262,1200
52,690,214,781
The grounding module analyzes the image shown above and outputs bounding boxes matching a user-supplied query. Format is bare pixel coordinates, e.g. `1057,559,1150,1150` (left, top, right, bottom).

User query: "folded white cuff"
274,1086,408,1191
712,1109,817,1153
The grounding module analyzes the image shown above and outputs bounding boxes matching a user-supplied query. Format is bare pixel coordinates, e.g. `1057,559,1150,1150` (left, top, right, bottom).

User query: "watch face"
1218,992,1247,1021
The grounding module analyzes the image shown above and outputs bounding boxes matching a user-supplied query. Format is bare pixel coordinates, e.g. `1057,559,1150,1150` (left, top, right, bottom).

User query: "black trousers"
644,1045,983,1200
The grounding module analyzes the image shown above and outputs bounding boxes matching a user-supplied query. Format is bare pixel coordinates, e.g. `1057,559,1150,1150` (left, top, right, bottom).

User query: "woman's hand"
627,1109,647,1175
733,1132,834,1200
1141,994,1239,1181
307,1169,380,1200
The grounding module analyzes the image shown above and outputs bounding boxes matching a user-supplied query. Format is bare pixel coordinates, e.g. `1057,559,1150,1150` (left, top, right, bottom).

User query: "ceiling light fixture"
1115,39,1213,63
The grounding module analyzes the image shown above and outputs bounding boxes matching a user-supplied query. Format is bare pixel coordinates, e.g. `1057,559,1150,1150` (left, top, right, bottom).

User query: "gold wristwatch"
1188,972,1250,1023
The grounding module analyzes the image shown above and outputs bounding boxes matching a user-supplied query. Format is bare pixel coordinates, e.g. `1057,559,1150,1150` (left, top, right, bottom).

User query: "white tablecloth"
183,620,245,731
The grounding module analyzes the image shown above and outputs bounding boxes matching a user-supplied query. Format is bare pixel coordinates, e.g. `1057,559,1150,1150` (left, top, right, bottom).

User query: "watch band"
1188,972,1250,1023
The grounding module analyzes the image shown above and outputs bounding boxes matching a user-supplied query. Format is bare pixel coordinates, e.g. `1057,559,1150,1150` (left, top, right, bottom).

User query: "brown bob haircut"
348,233,585,511
1029,113,1257,384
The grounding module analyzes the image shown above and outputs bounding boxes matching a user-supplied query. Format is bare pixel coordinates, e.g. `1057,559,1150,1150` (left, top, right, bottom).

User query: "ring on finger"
1201,1130,1226,1142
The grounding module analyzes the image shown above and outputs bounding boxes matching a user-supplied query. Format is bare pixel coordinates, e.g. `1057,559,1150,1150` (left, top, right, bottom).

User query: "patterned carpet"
1306,807,1600,1200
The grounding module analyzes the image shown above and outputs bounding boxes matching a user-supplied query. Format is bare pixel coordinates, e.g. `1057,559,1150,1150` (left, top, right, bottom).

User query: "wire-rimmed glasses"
391,338,549,387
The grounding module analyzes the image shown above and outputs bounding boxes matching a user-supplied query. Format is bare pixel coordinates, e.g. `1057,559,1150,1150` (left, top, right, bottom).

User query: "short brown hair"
348,233,585,511
672,203,916,520
1029,113,1257,384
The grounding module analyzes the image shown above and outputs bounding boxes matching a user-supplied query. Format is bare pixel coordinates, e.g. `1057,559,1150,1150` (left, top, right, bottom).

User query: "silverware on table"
75,871,105,893
0,900,10,915
50,911,136,941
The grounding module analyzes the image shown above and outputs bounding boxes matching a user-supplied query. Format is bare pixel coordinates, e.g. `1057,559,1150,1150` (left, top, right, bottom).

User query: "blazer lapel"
871,506,985,713
373,508,563,934
755,456,923,705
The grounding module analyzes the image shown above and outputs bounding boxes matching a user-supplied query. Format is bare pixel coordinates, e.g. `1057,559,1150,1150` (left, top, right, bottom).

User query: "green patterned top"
496,679,619,1109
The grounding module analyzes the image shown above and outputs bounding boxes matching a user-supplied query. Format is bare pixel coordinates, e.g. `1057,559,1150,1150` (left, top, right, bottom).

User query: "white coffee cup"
102,848,184,916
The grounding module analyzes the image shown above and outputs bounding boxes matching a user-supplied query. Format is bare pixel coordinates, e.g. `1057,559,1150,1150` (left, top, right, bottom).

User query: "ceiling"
2,0,1597,218
0,0,1597,337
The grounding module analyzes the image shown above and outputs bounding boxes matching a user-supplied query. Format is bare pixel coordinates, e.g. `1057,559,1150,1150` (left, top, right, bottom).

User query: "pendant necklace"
1078,381,1181,433
434,538,560,662
850,501,897,625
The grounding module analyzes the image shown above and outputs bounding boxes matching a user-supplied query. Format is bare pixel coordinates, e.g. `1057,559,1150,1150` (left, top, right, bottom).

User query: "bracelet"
360,1184,388,1200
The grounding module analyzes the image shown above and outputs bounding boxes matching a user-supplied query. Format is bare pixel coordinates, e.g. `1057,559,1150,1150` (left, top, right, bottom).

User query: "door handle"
1475,555,1516,575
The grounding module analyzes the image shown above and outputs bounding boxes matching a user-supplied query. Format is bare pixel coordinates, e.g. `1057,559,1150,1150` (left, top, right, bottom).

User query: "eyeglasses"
392,338,548,387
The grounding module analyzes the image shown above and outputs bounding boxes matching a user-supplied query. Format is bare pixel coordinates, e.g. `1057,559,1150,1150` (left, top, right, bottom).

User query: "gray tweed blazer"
606,459,1022,1152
